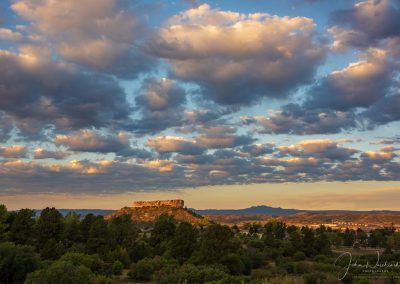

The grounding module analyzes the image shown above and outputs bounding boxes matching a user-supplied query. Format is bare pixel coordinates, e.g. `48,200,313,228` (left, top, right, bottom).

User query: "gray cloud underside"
0,140,398,194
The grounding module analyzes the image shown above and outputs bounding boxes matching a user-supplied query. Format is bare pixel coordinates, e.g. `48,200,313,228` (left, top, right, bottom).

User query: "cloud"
330,0,400,50
306,49,394,110
0,159,187,194
361,149,395,162
242,103,356,135
195,134,255,149
130,78,187,134
146,136,205,155
278,139,358,161
0,145,27,159
54,129,137,156
0,28,22,41
0,113,14,143
0,140,398,194
33,148,69,160
362,93,400,126
135,78,186,111
240,143,275,157
0,49,131,135
371,136,400,145
148,4,326,105
11,0,156,78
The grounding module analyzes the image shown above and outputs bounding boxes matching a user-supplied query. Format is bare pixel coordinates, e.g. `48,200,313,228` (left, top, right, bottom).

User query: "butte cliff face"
106,199,205,224
132,199,184,208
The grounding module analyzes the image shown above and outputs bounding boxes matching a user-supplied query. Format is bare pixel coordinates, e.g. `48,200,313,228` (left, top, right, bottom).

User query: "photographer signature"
334,251,400,280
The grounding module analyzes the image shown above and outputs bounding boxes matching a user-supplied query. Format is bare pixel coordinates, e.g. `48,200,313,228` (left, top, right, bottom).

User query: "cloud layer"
0,0,399,196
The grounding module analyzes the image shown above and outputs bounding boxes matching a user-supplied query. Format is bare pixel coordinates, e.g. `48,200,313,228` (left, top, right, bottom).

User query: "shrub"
0,242,40,284
25,260,94,284
220,253,245,275
293,251,306,261
303,272,327,284
129,258,154,281
112,260,123,275
60,252,104,273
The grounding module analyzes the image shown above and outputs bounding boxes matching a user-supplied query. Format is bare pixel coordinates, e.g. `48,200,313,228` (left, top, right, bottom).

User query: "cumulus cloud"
0,49,131,135
11,0,156,78
0,28,23,41
131,78,187,134
54,129,138,156
306,49,394,110
361,149,395,162
195,134,255,149
278,139,358,161
146,136,205,155
33,148,69,160
242,104,356,135
0,145,27,159
148,4,326,105
240,143,275,157
362,93,400,126
330,0,400,50
136,78,186,111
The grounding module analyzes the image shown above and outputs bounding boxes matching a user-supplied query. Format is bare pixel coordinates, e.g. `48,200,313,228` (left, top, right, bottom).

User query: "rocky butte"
132,199,184,208
106,199,205,224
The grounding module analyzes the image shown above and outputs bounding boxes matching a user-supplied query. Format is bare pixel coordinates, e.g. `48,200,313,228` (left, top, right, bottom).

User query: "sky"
0,0,399,210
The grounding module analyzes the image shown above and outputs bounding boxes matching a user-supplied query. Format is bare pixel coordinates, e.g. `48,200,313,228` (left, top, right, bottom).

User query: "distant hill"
32,209,116,217
193,205,302,216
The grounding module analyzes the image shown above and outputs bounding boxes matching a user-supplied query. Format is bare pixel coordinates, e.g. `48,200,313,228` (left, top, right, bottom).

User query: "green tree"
302,227,316,256
150,214,176,247
9,209,36,245
343,228,355,247
220,253,245,275
60,252,104,274
356,228,368,247
80,213,96,242
108,214,137,248
264,220,286,239
86,216,109,255
37,207,64,247
0,205,9,241
196,224,237,264
0,242,40,284
24,260,94,284
107,246,130,268
62,212,82,247
171,222,198,263
129,240,152,262
129,258,155,281
288,229,303,251
314,229,331,255
40,238,64,260
112,260,123,275
387,232,400,250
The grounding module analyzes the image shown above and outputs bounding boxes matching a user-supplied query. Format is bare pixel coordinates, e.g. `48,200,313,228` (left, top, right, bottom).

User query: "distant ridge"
192,205,302,216
31,209,116,216
192,205,400,216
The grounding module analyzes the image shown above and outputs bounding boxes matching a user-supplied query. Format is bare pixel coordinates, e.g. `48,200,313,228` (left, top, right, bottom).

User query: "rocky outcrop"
132,199,184,208
106,199,206,225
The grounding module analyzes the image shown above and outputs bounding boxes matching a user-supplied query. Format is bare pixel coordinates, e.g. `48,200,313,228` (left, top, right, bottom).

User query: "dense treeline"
1,204,400,283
